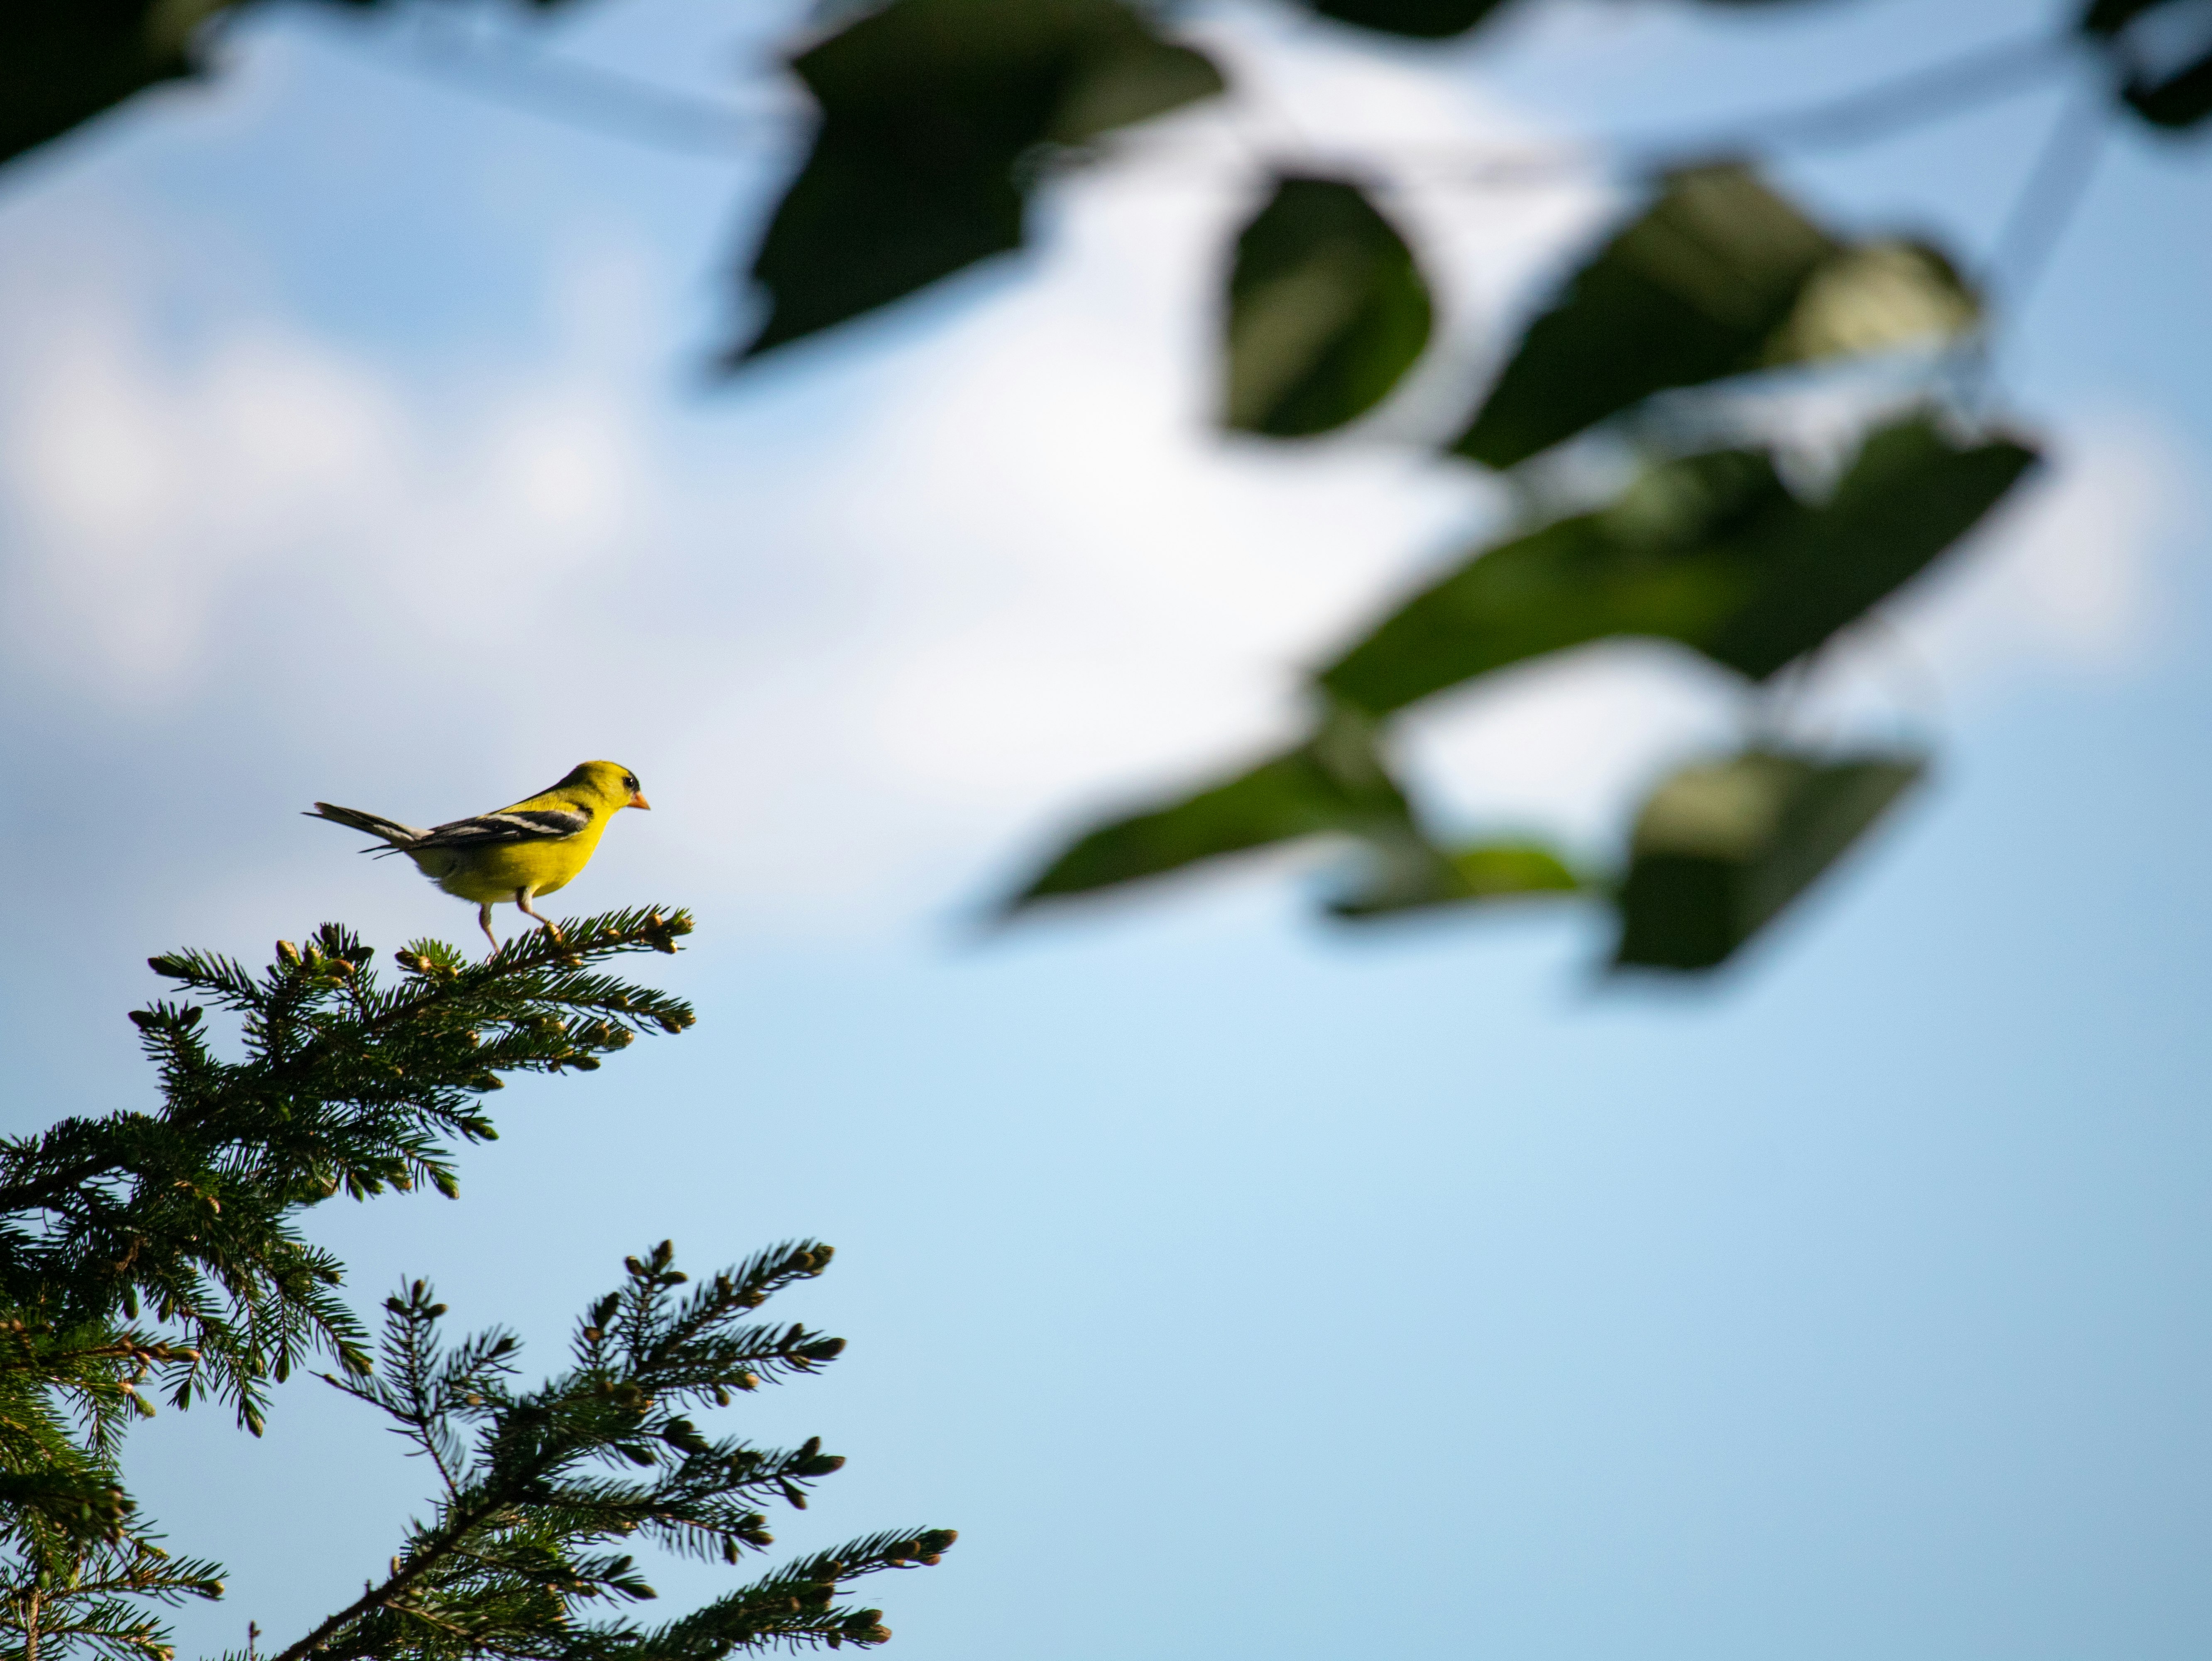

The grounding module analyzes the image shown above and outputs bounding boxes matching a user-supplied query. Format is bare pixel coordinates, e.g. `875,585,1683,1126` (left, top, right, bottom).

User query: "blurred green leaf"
1762,240,1978,367
0,0,598,171
1005,710,1413,909
1452,164,1835,468
1324,415,2034,713
1701,415,2039,679
2080,0,2212,128
0,0,233,167
1613,747,1923,971
736,0,1221,359
1319,448,1792,715
1224,174,1434,438
1304,0,1516,41
1331,838,1583,919
1450,164,1980,469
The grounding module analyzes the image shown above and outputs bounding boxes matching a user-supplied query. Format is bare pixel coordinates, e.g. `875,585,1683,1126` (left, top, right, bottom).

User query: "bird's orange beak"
629,791,652,811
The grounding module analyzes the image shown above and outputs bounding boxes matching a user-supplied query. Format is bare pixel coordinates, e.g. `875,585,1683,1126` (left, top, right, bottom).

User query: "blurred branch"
358,15,784,154
1649,31,2074,161
1984,86,2112,305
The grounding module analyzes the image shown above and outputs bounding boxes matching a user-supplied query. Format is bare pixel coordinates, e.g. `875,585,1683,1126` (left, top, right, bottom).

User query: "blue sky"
2,0,2210,1657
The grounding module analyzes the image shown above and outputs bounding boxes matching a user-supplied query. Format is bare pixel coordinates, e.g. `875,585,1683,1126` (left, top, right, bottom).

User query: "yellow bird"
307,761,651,951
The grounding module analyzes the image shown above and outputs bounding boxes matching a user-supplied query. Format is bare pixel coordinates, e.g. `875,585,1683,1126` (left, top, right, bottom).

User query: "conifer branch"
0,912,706,1661
274,1244,953,1661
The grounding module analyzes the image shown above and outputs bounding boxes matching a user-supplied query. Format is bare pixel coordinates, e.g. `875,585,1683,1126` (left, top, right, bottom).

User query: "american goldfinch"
308,761,651,950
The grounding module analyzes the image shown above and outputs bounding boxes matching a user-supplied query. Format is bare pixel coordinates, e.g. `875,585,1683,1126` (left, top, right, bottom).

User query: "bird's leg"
514,888,565,943
478,903,501,954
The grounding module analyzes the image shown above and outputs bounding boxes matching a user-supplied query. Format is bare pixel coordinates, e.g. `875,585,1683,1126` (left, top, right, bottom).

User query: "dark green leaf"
1331,838,1583,919
1224,174,1435,438
1305,0,1516,41
1005,711,1412,908
0,0,233,168
2080,0,2212,128
1452,164,1836,468
1320,448,1792,715
1700,416,2039,680
1450,165,1978,468
1761,240,1979,367
1613,747,1923,971
736,0,1221,359
1326,417,2035,713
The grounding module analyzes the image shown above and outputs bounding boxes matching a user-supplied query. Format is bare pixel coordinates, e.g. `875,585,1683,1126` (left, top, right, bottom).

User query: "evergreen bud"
277,941,301,965
148,955,190,978
798,1436,822,1461
734,1371,759,1392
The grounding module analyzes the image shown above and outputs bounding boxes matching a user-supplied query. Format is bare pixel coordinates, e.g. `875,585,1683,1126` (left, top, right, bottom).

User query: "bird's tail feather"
306,802,426,848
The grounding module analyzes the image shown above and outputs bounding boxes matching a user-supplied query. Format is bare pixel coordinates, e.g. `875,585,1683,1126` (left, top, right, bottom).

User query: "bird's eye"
623,775,638,791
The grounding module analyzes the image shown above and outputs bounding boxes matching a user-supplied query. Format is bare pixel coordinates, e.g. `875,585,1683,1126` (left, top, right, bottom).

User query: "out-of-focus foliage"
1451,164,1980,470
1297,0,1833,42
735,0,1221,358
1001,128,2042,973
1013,404,2032,968
0,0,582,170
1008,708,1583,924
0,0,235,167
0,0,2181,991
1008,712,1419,907
1224,174,1434,437
1305,0,1517,42
2081,0,2212,129
1323,417,2035,712
1615,749,1924,970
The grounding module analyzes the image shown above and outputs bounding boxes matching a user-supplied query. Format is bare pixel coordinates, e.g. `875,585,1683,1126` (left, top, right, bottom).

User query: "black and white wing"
411,807,590,849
